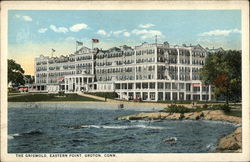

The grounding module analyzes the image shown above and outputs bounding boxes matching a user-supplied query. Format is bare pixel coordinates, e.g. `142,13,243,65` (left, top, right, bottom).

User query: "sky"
8,10,241,75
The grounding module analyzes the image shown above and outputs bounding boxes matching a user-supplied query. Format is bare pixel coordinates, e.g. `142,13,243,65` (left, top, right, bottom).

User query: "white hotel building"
33,41,212,101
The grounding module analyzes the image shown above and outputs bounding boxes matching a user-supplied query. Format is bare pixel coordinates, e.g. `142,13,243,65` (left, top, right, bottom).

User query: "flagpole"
155,35,157,46
92,40,93,50
51,49,55,57
76,42,77,53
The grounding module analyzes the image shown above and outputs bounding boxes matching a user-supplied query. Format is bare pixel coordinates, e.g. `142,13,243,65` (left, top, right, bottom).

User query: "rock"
115,110,242,153
116,112,171,120
167,113,181,120
203,110,241,124
184,112,203,120
69,125,90,129
216,127,242,152
116,110,241,123
163,137,177,143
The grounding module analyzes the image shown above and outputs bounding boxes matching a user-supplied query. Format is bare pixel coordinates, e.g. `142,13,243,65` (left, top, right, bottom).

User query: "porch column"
177,82,179,100
208,85,211,101
155,81,158,101
184,83,186,100
200,83,202,101
190,83,193,100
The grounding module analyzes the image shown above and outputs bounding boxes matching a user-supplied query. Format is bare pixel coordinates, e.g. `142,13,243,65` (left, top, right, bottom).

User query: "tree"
8,59,25,87
24,75,35,84
200,50,241,104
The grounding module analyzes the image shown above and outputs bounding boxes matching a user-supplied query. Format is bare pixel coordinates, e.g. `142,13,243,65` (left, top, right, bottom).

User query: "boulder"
216,127,242,152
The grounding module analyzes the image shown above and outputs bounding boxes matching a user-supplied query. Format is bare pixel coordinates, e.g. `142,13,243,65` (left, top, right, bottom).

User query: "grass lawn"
161,103,242,118
224,109,242,117
8,93,22,97
8,93,102,102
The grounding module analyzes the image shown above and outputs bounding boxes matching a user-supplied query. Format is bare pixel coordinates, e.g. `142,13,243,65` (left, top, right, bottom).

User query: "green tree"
8,59,25,86
24,75,35,84
200,50,241,104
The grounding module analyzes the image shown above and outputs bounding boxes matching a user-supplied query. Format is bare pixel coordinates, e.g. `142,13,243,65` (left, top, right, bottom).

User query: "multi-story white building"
33,41,212,101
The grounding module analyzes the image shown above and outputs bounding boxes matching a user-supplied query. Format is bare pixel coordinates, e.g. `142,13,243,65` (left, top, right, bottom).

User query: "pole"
51,50,55,57
92,41,93,50
155,35,157,46
76,42,77,53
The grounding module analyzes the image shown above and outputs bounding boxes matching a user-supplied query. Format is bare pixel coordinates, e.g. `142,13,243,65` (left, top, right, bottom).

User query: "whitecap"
8,135,14,140
72,124,166,130
206,143,216,151
8,133,20,140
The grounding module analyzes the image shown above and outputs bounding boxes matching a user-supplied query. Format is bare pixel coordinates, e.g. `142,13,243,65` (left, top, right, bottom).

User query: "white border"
1,1,249,162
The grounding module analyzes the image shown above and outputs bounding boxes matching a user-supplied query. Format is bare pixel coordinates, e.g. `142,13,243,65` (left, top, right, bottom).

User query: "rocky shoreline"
115,110,242,153
216,127,242,153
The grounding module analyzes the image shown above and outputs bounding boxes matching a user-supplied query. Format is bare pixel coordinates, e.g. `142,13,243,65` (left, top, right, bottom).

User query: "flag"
76,41,83,46
58,77,64,81
52,49,56,52
92,39,99,43
192,83,200,87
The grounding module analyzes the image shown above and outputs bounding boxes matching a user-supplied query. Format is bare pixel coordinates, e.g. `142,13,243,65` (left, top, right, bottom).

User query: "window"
149,82,155,89
158,83,164,89
165,83,171,89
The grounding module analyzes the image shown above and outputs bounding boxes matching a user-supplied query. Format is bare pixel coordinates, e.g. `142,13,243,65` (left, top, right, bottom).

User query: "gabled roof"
108,47,121,52
75,46,91,54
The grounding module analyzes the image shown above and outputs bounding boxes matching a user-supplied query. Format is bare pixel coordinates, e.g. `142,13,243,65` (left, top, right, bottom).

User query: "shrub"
58,91,65,96
202,104,209,109
87,92,118,99
164,104,191,113
179,113,185,119
8,88,19,93
205,104,231,112
195,106,203,112
220,104,231,113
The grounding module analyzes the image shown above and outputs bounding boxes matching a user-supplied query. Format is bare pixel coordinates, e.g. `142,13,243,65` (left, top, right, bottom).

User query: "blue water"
8,103,238,153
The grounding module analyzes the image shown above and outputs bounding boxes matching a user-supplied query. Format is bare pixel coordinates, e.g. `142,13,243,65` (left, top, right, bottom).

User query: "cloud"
50,25,68,33
123,32,130,37
132,29,162,39
199,29,241,36
100,29,131,37
38,28,48,33
138,24,155,28
113,30,126,35
70,23,88,32
97,29,107,36
15,14,32,22
15,14,21,18
22,16,32,22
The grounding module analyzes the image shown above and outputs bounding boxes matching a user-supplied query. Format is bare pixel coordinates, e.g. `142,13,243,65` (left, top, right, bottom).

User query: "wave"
8,130,43,139
200,120,240,127
206,143,216,151
8,133,20,140
69,124,166,130
22,130,43,136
